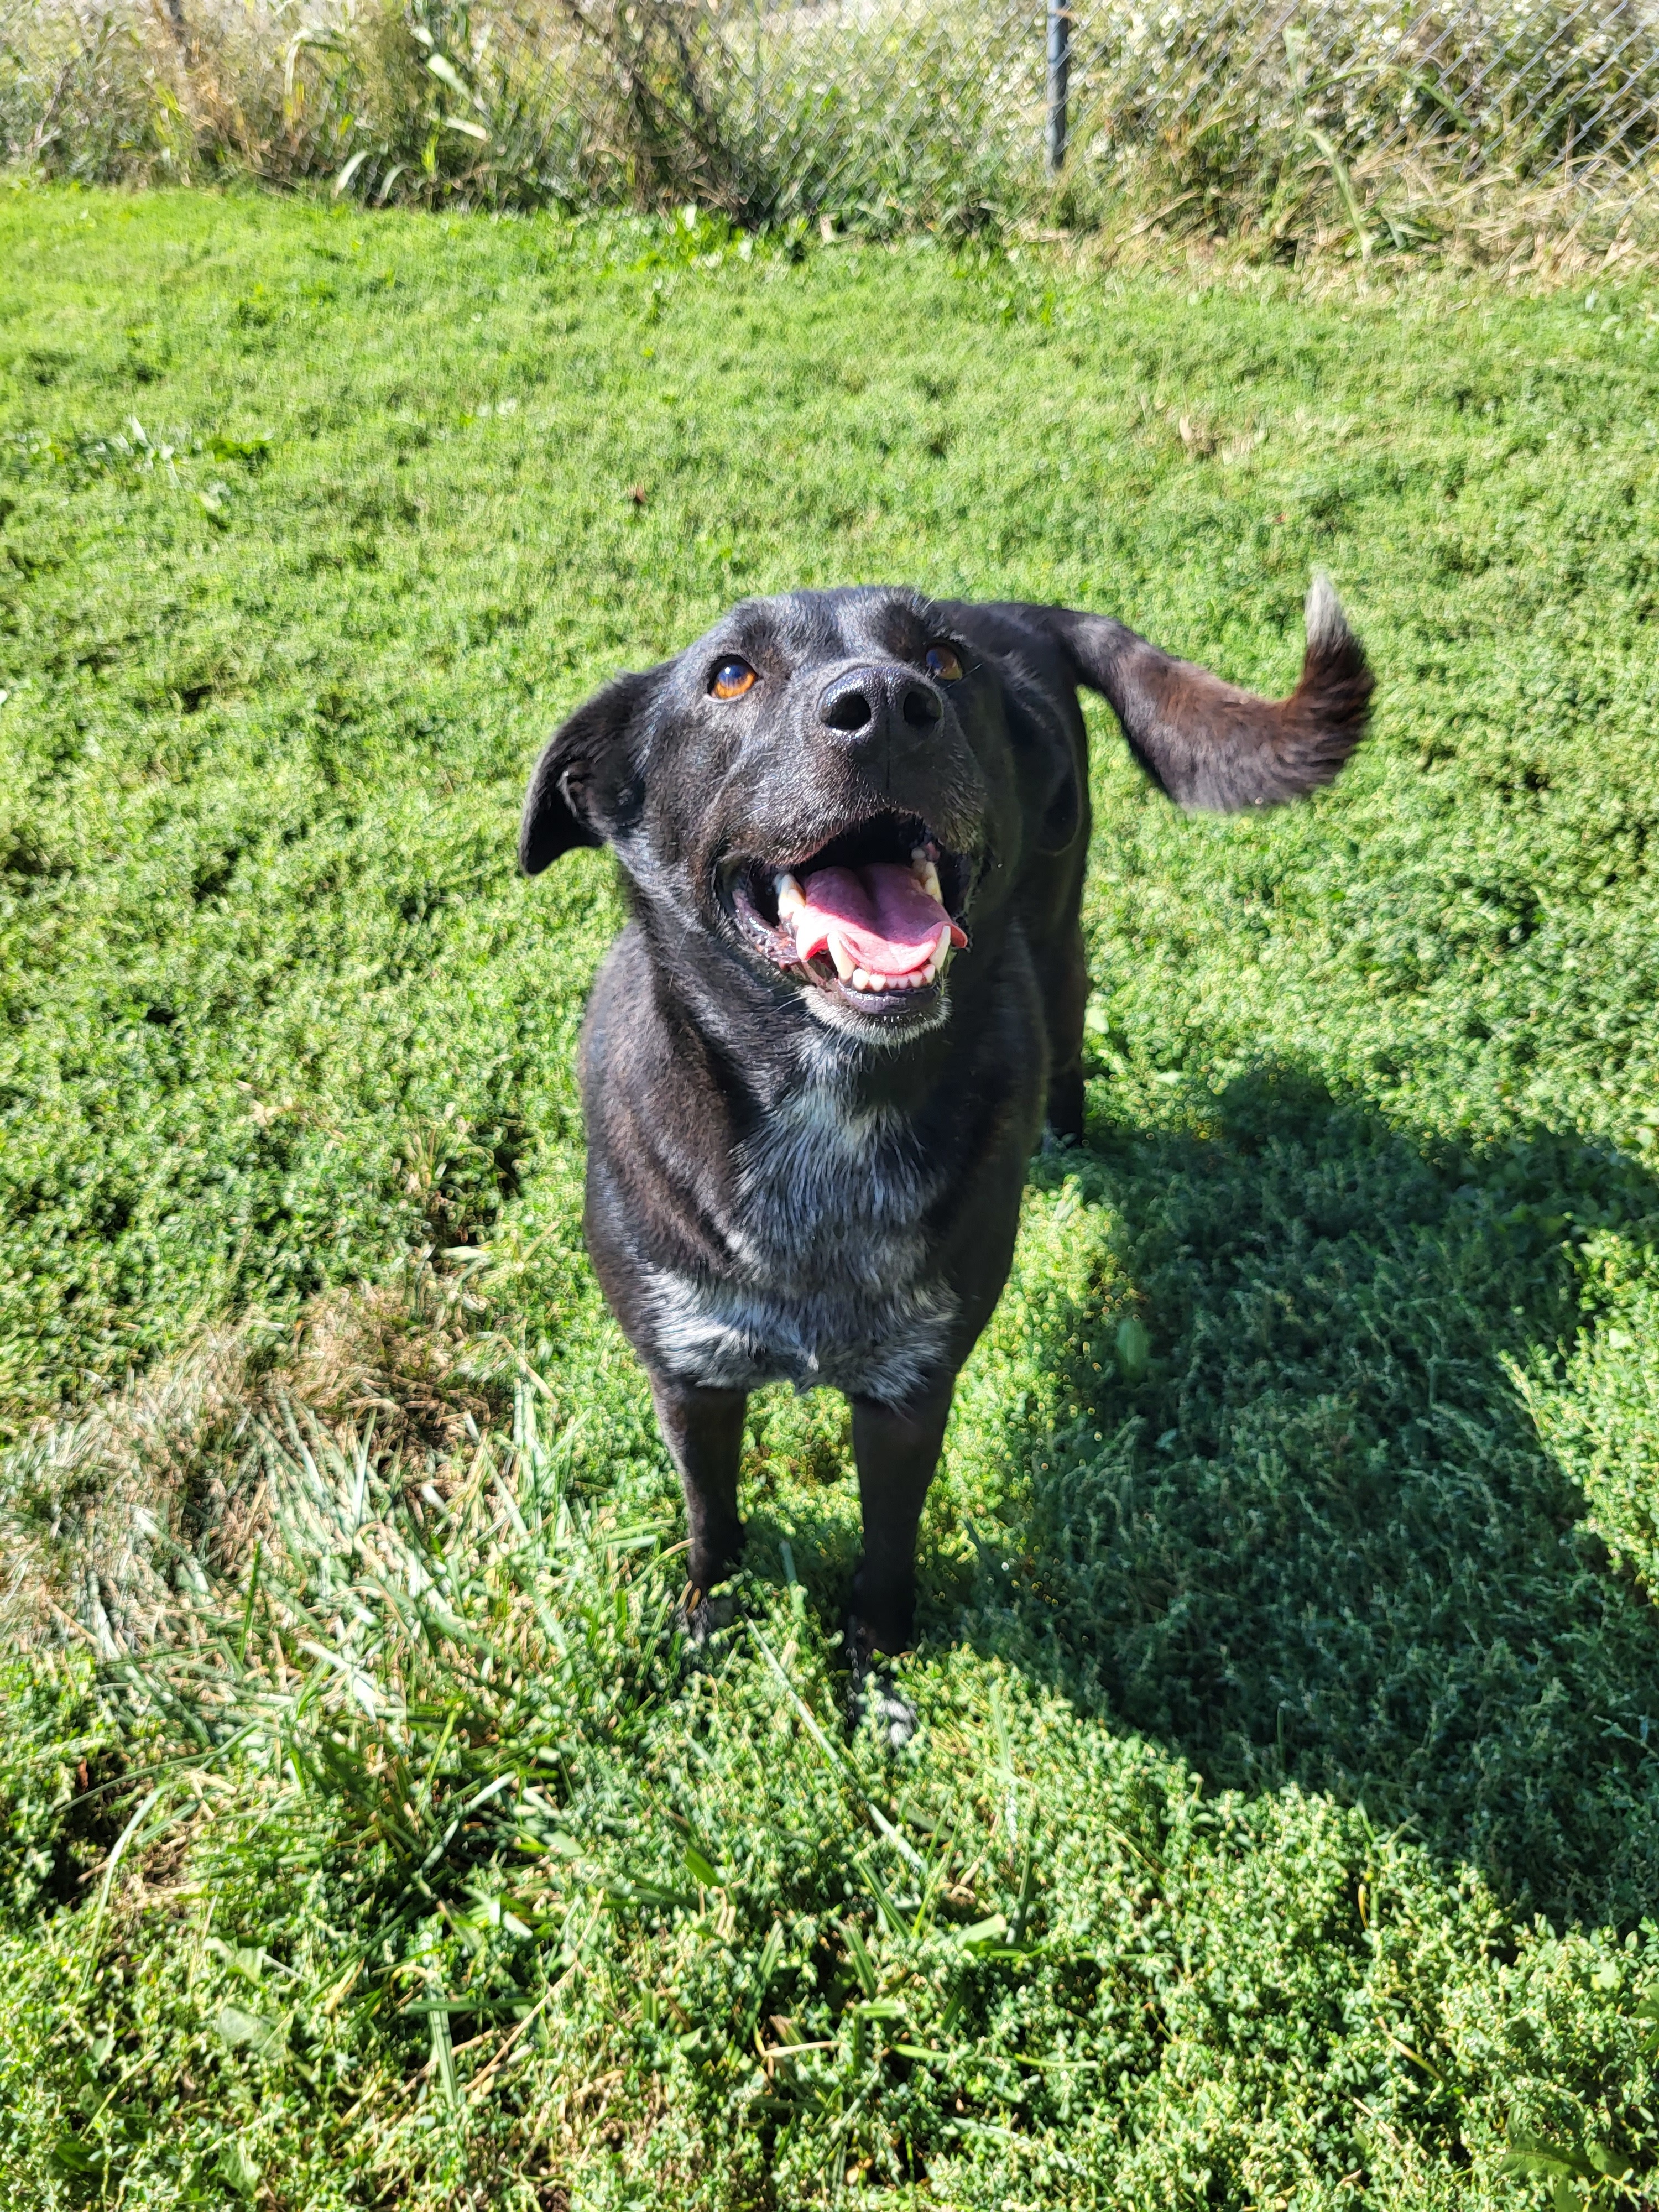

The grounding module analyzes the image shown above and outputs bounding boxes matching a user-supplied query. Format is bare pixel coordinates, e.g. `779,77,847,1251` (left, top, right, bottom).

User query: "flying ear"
1044,573,1373,812
519,667,661,875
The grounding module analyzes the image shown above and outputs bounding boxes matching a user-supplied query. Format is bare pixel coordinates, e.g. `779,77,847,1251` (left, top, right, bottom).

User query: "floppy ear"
519,667,660,875
1044,573,1373,812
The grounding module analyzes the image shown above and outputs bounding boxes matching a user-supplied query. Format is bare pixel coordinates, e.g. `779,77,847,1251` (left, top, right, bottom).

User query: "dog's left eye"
711,659,758,700
925,643,964,682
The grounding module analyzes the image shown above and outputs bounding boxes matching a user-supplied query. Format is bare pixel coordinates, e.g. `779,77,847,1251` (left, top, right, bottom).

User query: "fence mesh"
4,0,1659,241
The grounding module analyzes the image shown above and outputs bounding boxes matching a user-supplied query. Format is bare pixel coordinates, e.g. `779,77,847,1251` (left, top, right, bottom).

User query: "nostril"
902,685,941,729
823,686,873,733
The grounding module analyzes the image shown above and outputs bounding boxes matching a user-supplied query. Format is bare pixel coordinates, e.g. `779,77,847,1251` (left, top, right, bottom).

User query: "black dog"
520,581,1371,1670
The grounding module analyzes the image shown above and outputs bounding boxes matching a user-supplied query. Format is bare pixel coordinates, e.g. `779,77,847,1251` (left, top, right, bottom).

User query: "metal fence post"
1045,1,1071,175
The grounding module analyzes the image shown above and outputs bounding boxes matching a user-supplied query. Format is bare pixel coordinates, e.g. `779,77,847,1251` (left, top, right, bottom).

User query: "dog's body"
521,585,1371,1665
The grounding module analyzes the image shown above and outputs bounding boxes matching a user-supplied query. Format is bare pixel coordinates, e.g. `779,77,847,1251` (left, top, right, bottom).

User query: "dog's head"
519,587,1083,1042
520,577,1372,1044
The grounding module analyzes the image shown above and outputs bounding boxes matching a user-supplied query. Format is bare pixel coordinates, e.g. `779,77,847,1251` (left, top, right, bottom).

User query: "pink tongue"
792,863,967,977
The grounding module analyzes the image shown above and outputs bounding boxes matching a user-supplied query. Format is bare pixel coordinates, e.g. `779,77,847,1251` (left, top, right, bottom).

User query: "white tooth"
775,871,805,921
851,968,872,990
910,847,943,903
827,932,856,980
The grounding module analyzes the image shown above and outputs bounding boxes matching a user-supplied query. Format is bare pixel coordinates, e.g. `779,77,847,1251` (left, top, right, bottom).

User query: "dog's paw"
678,1584,738,1651
854,1670,919,1751
846,1620,919,1750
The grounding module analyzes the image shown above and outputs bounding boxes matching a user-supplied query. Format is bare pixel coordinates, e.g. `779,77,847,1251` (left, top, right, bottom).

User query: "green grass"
6,184,1659,2206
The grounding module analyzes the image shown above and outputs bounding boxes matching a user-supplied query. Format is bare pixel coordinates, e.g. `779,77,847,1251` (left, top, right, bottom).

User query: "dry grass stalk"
0,1260,510,1655
4,0,1659,248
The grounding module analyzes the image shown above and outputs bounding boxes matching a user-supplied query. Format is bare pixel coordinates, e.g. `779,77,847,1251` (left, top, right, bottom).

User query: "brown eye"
925,643,964,682
711,659,757,700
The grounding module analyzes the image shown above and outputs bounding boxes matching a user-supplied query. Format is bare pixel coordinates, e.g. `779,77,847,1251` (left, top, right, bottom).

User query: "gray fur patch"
638,1081,958,1401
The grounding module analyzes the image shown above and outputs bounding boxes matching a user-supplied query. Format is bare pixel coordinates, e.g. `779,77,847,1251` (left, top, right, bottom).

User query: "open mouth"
725,812,971,1011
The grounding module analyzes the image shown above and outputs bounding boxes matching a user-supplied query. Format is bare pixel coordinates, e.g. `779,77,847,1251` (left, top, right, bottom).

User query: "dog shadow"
753,1065,1659,1932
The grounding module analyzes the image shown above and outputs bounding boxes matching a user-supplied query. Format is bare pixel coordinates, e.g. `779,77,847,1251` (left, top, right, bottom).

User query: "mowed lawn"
6,187,1659,2207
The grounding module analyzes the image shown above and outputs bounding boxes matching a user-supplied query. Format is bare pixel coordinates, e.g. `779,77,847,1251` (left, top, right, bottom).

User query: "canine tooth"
775,871,805,921
827,931,856,980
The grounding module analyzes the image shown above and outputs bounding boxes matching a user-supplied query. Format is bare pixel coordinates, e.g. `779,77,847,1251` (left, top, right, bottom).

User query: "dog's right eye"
711,659,758,700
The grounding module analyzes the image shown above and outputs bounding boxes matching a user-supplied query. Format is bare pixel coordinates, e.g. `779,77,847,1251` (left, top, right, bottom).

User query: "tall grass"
5,0,1659,251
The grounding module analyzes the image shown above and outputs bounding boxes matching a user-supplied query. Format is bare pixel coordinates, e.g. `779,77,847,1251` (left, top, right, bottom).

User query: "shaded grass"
5,186,1659,2204
984,1102,1659,1928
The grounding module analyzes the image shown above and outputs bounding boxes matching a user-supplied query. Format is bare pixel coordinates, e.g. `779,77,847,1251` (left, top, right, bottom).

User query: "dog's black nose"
818,665,942,744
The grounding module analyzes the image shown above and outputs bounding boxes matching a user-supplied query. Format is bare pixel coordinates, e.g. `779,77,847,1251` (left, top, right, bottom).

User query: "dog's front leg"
649,1373,749,1613
848,1381,954,1661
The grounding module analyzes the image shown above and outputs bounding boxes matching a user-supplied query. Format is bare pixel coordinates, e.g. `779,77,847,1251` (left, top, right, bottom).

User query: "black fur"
521,582,1372,1660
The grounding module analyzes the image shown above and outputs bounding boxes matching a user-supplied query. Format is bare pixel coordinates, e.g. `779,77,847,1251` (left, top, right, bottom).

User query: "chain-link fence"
4,0,1659,244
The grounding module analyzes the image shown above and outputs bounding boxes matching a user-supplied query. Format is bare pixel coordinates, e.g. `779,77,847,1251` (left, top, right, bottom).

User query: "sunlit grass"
4,189,1659,2205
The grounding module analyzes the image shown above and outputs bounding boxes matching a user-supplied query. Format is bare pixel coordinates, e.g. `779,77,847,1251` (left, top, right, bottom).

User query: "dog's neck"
636,898,978,1128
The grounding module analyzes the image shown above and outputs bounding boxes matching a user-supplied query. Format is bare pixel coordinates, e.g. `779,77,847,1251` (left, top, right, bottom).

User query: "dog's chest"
640,1089,957,1402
